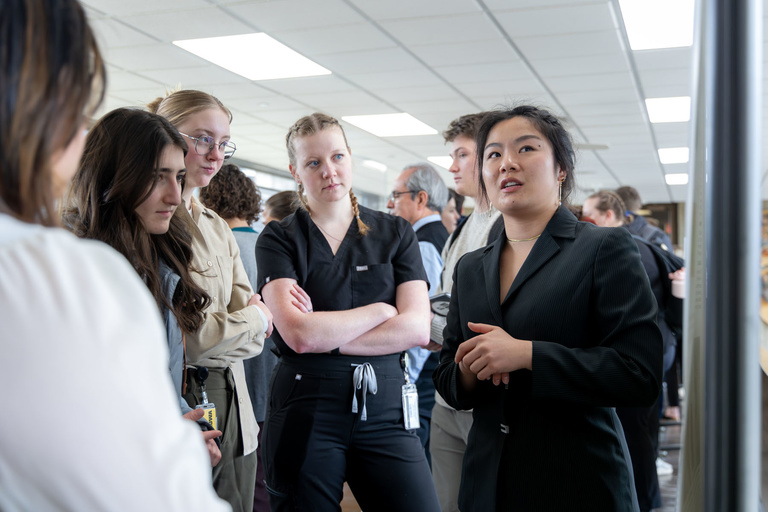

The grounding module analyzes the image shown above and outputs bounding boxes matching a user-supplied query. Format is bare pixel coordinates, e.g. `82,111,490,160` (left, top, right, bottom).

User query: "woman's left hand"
290,283,314,313
455,322,532,381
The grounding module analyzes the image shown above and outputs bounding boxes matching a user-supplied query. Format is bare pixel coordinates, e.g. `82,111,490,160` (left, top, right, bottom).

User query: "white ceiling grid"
83,0,752,205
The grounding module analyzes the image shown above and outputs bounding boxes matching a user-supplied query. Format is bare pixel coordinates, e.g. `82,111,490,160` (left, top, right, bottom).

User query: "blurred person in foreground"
0,1,228,509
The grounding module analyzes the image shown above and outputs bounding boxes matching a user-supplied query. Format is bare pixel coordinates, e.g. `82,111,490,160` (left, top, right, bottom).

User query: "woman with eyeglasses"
149,90,274,512
0,1,227,509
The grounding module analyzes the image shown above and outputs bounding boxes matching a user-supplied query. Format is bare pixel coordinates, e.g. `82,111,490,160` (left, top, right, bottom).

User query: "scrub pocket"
351,263,395,307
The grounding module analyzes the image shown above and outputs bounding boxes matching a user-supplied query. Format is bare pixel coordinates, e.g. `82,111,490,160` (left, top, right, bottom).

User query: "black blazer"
433,206,662,512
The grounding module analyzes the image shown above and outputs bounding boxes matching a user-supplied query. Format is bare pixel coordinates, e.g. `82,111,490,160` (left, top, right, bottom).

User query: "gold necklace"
506,233,541,243
313,219,345,243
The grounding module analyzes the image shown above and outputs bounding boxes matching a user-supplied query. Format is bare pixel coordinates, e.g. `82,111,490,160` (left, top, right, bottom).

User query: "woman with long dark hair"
65,107,224,467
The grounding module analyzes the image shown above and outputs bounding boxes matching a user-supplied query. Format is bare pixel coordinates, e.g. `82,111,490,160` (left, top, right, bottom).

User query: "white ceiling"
81,0,767,206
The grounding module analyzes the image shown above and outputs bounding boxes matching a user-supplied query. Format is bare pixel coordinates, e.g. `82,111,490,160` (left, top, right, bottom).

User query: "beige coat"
181,196,265,456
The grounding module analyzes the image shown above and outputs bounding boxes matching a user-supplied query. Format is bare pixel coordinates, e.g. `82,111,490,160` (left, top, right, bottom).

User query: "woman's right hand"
248,293,274,337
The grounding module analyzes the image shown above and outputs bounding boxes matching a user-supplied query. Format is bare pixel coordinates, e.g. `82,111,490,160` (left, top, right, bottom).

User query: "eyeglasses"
179,132,237,160
388,190,417,202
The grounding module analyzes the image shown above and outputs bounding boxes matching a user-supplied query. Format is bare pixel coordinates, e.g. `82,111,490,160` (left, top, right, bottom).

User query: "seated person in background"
0,2,227,509
200,163,278,512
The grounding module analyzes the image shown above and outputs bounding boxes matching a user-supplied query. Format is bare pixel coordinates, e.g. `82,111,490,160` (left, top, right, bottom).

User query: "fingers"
467,321,496,334
265,320,274,338
454,336,478,364
202,429,222,442
182,408,204,421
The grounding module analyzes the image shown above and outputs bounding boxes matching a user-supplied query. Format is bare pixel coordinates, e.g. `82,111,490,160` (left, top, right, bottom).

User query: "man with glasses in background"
387,162,449,465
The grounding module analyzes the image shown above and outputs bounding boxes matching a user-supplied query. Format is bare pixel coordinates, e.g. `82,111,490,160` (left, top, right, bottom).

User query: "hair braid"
349,190,369,235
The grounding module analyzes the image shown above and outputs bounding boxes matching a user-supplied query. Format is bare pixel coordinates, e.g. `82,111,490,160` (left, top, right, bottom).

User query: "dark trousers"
617,404,662,512
415,351,439,467
185,367,258,512
263,353,440,512
253,422,270,512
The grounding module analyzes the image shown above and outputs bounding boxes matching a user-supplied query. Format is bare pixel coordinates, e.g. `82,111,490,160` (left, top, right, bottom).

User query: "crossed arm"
261,278,430,355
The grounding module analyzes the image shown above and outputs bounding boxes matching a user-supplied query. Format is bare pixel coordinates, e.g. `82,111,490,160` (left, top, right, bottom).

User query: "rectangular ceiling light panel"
173,33,331,81
342,113,438,137
645,96,691,123
665,173,689,185
658,147,690,164
619,0,695,50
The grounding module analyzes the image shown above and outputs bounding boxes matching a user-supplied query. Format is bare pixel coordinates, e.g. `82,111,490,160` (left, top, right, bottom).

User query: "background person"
256,113,440,512
262,190,300,225
0,1,227,509
433,106,662,511
200,163,278,512
441,188,463,235
430,112,503,512
149,90,273,512
386,161,450,463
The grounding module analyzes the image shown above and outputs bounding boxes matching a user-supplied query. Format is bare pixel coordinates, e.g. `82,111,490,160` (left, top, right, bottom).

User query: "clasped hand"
455,322,532,386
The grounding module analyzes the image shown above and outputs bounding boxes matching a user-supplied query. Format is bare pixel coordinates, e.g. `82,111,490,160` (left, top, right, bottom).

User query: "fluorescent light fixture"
342,113,437,137
619,0,694,50
665,173,689,185
363,160,387,172
173,33,331,81
658,147,690,164
428,156,453,169
645,97,691,123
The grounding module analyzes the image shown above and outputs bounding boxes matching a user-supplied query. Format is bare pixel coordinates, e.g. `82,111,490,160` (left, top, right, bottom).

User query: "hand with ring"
290,283,314,314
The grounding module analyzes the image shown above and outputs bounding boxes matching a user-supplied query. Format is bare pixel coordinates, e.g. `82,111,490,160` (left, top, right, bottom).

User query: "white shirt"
0,214,229,512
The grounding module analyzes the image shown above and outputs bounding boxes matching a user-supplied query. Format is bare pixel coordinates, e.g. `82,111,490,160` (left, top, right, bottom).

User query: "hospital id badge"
196,403,217,430
401,383,419,430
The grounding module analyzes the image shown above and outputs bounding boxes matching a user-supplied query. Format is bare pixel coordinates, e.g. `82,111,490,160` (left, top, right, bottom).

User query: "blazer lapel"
501,206,578,306
482,240,505,325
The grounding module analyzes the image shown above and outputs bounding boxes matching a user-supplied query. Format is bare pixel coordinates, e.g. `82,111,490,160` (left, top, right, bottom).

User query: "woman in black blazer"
433,106,663,512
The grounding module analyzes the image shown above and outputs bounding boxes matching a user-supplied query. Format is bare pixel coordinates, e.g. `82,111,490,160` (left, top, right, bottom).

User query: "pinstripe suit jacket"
433,206,662,512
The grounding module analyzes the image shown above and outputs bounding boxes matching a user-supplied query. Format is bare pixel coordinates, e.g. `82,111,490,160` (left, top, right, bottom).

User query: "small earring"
558,179,564,206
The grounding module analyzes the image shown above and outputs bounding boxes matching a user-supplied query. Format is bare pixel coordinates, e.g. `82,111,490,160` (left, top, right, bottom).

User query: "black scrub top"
256,205,428,356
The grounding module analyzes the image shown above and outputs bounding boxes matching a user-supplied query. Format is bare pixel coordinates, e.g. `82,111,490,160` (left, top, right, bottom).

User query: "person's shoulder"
360,205,410,233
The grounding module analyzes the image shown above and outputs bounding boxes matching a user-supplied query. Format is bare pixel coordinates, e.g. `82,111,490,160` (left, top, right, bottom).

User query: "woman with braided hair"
256,113,440,511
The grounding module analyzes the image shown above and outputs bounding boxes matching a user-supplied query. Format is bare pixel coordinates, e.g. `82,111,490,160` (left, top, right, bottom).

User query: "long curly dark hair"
64,108,211,333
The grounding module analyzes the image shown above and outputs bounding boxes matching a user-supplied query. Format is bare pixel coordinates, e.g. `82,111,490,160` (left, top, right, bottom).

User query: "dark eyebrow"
485,134,543,152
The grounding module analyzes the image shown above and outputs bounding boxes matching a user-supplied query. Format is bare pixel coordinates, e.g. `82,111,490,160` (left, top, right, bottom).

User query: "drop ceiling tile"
121,8,253,42
82,0,208,17
298,90,388,110
135,65,252,89
433,61,534,85
349,0,481,20
316,47,423,75
557,87,638,105
453,79,546,99
633,47,693,71
376,84,464,103
106,68,164,91
347,68,445,90
380,13,499,46
225,0,365,31
639,68,692,89
483,0,605,8
534,52,629,77
494,3,615,37
105,43,204,71
272,24,395,57
514,31,622,60
546,72,636,93
409,39,520,68
90,18,156,48
566,101,643,118
641,83,691,98
263,76,359,95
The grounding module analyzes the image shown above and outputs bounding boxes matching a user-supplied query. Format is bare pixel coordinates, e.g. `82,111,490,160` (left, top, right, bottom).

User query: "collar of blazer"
482,205,578,254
